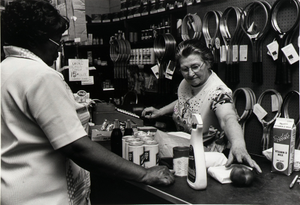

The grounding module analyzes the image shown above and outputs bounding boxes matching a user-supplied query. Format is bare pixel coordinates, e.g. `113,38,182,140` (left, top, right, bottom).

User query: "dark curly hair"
1,0,69,49
176,38,214,69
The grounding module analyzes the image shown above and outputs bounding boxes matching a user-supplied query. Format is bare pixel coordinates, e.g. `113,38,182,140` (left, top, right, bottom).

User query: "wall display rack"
62,0,299,156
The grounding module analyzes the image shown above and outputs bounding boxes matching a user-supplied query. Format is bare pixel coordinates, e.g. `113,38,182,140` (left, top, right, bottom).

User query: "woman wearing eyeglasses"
1,1,174,204
142,39,262,173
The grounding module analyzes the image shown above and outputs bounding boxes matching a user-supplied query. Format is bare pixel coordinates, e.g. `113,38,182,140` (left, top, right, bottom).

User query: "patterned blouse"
173,71,233,151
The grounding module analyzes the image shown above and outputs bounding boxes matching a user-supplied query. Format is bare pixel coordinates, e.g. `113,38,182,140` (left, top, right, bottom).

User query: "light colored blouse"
173,71,233,146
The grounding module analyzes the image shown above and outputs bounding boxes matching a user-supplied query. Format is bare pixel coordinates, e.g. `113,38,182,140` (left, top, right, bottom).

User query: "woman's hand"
141,166,175,186
215,103,262,174
225,143,262,174
141,107,161,119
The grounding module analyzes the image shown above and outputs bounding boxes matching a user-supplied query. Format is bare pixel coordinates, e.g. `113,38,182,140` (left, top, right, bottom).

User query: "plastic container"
187,114,207,190
173,146,189,176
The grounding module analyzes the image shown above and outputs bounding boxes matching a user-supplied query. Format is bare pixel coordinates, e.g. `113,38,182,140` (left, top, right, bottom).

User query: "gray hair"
176,39,214,69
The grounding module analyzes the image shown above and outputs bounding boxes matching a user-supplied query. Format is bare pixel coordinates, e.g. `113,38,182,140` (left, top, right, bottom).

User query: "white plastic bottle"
187,114,207,190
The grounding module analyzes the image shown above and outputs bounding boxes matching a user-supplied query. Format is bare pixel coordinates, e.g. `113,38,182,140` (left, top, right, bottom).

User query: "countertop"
91,138,300,204
129,155,300,204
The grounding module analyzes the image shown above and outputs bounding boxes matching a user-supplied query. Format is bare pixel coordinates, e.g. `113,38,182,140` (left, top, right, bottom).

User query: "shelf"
87,7,187,26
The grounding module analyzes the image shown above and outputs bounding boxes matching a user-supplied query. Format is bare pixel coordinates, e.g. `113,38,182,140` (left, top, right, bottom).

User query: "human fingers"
157,167,175,185
141,107,152,117
244,157,262,174
146,166,175,186
225,152,234,167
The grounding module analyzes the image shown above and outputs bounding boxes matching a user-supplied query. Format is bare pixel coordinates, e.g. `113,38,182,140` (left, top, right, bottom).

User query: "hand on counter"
225,143,262,174
141,165,175,186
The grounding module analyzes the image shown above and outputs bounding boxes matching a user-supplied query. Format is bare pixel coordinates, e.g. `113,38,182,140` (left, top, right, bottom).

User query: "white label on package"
151,65,160,79
253,104,267,120
267,41,279,61
220,45,227,62
173,157,189,177
271,94,279,112
273,143,289,171
239,45,248,61
281,43,299,65
69,59,89,81
232,45,239,62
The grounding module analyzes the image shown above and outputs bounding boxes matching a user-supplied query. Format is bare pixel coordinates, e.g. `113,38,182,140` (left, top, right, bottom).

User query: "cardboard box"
91,128,112,141
272,118,296,176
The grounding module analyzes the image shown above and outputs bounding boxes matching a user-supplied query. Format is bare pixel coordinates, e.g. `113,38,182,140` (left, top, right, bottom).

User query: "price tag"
239,45,248,62
220,45,227,62
165,60,176,80
232,45,239,62
267,40,279,61
151,65,160,79
281,43,299,65
271,94,279,112
253,104,268,121
74,37,81,43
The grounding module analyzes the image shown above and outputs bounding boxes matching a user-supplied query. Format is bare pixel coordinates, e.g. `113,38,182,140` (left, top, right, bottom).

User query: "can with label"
122,135,135,159
173,146,189,177
143,140,159,168
124,137,141,160
128,141,145,166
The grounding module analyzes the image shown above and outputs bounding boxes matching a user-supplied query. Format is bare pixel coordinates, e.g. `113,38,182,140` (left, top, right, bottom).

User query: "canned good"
128,141,145,166
124,138,141,160
143,140,159,168
173,146,189,177
122,135,135,159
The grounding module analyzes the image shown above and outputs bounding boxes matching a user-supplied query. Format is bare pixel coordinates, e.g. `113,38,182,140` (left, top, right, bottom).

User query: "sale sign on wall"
68,59,89,81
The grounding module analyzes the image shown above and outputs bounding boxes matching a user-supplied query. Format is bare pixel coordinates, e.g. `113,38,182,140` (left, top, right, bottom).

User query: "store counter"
128,156,300,204
91,134,300,204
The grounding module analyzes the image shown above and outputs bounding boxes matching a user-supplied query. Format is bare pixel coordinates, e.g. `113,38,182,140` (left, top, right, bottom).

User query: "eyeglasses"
49,38,62,48
180,62,205,73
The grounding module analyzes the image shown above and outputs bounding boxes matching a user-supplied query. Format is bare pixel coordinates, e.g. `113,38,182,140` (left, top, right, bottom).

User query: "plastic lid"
144,140,158,145
173,146,189,158
129,141,144,146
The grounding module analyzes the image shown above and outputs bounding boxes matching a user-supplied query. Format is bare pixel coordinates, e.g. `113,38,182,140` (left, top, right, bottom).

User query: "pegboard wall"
186,0,299,156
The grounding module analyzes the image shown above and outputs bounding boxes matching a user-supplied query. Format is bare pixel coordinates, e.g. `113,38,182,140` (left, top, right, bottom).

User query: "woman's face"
46,35,62,66
179,53,211,87
36,35,62,66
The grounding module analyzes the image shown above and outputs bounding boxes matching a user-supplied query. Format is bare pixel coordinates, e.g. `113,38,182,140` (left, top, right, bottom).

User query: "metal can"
173,146,189,177
143,140,159,168
128,141,144,166
122,135,135,159
124,137,141,160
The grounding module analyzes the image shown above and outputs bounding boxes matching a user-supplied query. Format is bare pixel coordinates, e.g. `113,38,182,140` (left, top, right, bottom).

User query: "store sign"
68,59,89,81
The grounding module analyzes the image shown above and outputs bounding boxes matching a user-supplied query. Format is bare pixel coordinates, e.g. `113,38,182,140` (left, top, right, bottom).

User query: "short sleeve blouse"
172,71,232,141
